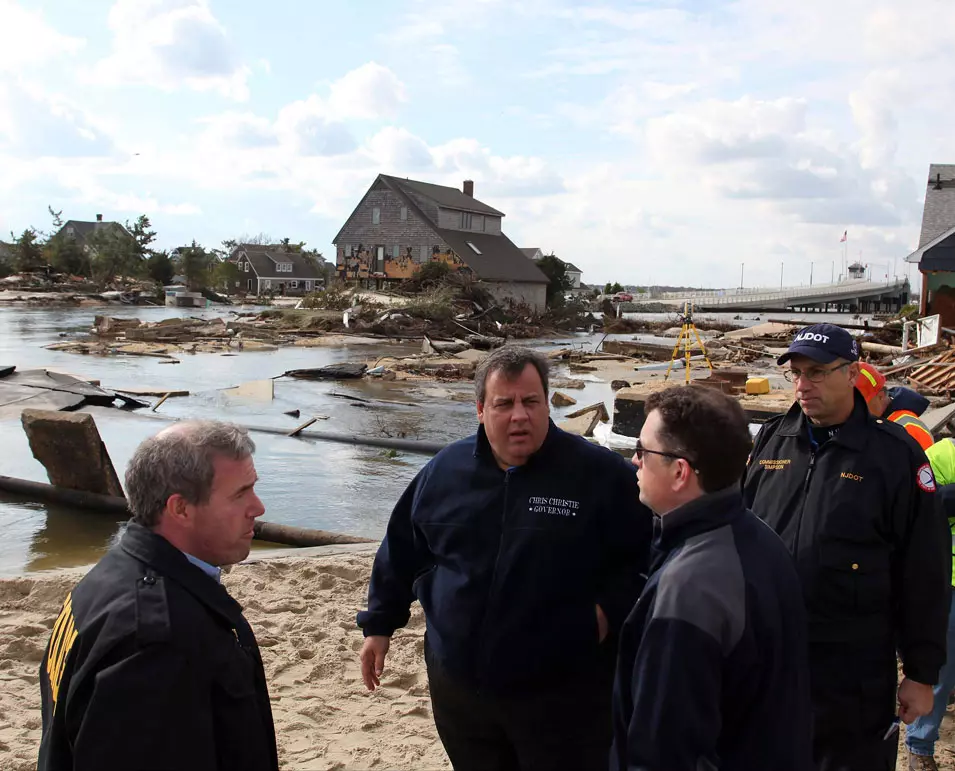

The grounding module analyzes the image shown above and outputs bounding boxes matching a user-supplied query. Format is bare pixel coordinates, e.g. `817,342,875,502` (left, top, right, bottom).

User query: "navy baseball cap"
777,323,859,366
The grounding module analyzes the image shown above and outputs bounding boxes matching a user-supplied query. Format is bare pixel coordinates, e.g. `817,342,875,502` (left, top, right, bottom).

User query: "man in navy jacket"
357,346,652,771
612,386,813,771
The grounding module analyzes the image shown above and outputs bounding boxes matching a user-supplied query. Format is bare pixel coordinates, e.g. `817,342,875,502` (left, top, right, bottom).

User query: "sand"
1,552,954,771
0,552,450,771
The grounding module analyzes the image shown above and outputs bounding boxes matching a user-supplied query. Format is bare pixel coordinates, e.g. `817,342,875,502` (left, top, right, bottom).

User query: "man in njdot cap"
743,323,950,771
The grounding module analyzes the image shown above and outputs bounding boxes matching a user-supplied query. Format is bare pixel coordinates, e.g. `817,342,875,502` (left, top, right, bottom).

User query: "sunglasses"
634,438,695,467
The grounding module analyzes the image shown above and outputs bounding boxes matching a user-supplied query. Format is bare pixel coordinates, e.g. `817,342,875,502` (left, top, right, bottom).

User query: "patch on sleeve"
917,463,937,493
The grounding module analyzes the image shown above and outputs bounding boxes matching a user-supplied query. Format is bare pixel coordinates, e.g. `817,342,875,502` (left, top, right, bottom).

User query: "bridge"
630,278,910,313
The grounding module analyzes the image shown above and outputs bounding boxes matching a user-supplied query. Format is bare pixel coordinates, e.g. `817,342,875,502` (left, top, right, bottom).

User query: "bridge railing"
648,278,907,306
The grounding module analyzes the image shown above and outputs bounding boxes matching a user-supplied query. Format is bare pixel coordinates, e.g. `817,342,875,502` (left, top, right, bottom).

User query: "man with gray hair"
357,346,652,771
37,421,277,771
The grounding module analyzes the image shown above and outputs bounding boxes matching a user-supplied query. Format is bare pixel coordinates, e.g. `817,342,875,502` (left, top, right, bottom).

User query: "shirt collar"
183,551,222,583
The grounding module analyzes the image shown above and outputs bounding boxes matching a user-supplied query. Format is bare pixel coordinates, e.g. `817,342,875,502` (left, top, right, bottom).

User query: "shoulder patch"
918,463,937,493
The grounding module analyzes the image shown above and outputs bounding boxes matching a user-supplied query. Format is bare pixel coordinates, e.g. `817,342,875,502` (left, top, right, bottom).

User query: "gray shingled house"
229,244,325,296
333,175,549,311
55,214,133,248
905,164,955,322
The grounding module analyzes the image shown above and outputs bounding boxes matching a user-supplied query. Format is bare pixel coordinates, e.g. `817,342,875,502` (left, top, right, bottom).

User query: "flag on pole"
840,230,847,243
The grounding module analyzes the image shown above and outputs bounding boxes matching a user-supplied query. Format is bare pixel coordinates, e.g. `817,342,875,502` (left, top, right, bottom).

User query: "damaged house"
229,245,325,296
907,164,955,326
333,175,549,311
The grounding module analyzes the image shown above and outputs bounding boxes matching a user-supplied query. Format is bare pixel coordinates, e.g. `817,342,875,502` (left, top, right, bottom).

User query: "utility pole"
739,262,744,290
780,262,784,289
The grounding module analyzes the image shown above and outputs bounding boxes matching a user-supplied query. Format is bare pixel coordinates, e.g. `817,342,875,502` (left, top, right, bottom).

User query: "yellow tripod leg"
691,324,714,372
683,324,693,384
664,330,683,382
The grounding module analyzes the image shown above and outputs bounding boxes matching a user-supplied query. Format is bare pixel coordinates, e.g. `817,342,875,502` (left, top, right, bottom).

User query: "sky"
1,0,953,289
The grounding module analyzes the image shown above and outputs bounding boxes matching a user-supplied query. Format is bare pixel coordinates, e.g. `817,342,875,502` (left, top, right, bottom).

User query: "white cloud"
327,62,408,120
91,0,250,100
367,127,433,170
0,1,84,73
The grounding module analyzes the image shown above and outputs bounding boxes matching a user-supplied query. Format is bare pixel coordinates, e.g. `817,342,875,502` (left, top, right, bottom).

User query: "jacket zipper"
791,449,817,553
475,467,512,690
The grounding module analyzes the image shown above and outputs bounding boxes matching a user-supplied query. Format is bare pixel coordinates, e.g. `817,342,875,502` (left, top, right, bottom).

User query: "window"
372,207,381,225
420,245,429,262
467,241,482,254
392,245,400,258
305,281,312,291
290,281,298,289
264,280,271,289
345,245,352,257
461,212,472,229
66,226,74,237
400,207,407,221
242,262,249,272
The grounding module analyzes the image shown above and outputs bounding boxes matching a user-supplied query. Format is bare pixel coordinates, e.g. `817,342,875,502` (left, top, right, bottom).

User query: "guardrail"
646,278,908,307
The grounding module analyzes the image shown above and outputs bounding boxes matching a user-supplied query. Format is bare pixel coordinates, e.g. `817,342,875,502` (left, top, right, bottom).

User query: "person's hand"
898,677,934,723
360,635,391,691
596,604,609,643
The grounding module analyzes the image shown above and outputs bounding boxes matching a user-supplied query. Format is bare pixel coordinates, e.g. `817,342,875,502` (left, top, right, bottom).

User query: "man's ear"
476,400,485,424
847,361,861,381
162,494,191,527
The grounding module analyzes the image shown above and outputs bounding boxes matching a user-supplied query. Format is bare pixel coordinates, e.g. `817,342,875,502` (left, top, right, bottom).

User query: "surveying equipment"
664,302,714,384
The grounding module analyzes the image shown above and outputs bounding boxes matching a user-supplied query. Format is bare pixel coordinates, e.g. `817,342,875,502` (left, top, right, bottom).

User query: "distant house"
334,175,549,311
229,244,325,296
55,214,133,248
905,164,955,322
522,248,584,291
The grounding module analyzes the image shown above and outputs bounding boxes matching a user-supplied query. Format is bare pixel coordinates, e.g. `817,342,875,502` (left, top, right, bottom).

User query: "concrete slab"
923,402,955,433
223,379,274,400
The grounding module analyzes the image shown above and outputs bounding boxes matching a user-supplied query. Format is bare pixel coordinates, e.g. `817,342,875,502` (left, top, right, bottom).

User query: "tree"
87,227,139,284
535,254,572,308
127,215,157,259
181,241,214,290
43,208,90,276
10,229,46,272
604,282,624,295
214,259,240,294
146,251,175,286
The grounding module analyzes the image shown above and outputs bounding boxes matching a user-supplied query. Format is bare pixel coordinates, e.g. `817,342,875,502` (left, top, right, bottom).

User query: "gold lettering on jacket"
840,471,864,482
758,458,791,471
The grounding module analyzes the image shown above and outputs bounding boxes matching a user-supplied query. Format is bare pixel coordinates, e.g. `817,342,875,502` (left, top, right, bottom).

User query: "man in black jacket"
357,346,652,771
743,323,950,771
612,385,813,771
37,421,277,771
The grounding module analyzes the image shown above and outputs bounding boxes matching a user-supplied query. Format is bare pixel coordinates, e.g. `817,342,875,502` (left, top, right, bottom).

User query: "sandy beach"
1,549,953,771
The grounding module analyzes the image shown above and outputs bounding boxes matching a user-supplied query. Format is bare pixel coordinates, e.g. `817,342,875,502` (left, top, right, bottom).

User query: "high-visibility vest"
925,438,955,587
888,409,934,451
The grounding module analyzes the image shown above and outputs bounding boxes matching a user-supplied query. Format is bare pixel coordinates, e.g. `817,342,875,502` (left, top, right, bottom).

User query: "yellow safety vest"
925,438,955,587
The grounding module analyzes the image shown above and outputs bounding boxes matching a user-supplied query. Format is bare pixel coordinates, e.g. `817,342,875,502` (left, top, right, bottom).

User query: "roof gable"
381,175,504,217
233,247,323,279
436,229,548,284
918,163,955,248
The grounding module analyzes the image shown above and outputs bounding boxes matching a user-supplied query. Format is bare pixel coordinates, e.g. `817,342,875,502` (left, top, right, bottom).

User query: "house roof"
59,220,131,242
233,246,323,280
919,164,955,248
381,174,505,217
435,229,548,284
520,247,542,259
563,262,582,273
907,164,955,265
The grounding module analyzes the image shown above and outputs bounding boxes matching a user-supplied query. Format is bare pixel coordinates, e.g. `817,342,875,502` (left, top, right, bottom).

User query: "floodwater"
0,304,876,576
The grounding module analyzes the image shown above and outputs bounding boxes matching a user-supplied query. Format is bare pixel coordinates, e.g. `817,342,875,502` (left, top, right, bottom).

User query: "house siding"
486,281,546,312
436,208,502,234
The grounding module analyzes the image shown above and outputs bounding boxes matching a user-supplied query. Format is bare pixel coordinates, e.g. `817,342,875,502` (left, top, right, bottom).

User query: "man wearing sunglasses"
611,386,812,771
743,323,950,771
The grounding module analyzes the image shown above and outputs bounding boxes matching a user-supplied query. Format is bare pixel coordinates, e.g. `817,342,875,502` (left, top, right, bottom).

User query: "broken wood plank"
113,386,190,397
152,393,172,412
287,417,317,436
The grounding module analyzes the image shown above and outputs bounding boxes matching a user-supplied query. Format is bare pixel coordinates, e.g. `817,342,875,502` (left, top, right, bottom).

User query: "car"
613,292,633,302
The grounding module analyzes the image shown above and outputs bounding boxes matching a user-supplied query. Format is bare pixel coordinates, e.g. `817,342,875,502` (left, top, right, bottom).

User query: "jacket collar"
474,419,563,470
120,522,245,631
776,389,871,452
654,485,743,554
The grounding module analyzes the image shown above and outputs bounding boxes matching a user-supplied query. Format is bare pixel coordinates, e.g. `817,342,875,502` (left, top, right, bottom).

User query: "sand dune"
1,551,954,770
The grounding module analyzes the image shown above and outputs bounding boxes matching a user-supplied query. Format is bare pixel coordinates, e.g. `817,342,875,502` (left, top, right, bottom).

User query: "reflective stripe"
888,411,934,451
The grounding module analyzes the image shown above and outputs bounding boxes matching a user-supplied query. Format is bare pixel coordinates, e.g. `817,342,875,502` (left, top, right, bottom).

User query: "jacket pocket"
814,543,891,617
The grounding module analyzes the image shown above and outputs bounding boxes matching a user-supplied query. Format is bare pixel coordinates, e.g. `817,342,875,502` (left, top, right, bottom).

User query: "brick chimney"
463,180,474,197
95,213,103,222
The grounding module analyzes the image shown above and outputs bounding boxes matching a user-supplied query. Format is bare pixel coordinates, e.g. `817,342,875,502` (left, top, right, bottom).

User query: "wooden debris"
284,363,368,380
908,351,955,394
565,402,610,422
551,392,577,408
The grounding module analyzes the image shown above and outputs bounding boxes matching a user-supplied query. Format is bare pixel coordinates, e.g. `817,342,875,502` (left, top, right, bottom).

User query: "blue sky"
1,0,953,288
